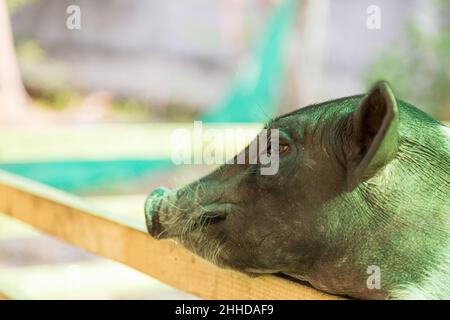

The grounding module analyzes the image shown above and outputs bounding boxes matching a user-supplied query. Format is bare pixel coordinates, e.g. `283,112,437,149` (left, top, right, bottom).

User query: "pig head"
145,81,450,300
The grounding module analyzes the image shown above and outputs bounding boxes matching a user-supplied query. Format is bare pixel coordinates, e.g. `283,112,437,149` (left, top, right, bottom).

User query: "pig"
145,81,450,300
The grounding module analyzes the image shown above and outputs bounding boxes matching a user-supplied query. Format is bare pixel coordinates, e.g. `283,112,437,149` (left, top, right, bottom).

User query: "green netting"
203,0,298,122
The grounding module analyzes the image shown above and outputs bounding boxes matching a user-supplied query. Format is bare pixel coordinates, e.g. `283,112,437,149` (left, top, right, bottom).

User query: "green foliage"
366,2,450,120
111,99,153,120
6,0,37,13
17,39,75,109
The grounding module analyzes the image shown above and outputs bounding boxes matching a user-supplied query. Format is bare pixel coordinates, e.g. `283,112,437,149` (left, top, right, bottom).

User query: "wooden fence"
0,170,338,300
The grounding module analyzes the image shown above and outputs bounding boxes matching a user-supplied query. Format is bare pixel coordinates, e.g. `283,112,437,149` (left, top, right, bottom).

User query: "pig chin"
182,235,275,274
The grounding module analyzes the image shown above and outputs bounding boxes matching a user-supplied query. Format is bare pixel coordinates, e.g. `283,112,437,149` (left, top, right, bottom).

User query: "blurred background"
0,0,449,299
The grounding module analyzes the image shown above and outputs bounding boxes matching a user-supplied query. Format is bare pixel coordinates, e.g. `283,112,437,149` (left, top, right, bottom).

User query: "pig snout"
144,187,170,239
145,184,235,241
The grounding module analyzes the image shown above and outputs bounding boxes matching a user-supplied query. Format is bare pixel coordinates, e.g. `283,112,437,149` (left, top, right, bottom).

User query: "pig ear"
346,81,399,191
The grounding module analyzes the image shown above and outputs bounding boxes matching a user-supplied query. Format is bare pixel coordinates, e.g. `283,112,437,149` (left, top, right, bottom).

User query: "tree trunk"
0,0,28,121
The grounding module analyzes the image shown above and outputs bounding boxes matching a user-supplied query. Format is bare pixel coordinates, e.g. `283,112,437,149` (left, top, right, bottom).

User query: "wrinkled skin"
145,82,450,299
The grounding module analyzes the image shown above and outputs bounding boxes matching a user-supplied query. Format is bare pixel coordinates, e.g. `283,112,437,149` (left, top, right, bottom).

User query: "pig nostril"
145,187,170,239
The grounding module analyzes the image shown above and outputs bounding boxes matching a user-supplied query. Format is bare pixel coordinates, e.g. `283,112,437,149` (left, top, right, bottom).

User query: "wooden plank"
0,293,11,300
0,170,338,300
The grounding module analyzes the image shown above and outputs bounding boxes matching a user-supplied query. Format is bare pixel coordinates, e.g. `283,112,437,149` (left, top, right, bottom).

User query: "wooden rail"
0,170,338,300
0,293,11,300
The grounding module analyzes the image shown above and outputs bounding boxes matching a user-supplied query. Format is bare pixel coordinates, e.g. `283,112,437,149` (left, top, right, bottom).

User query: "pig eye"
279,144,290,155
266,142,290,156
